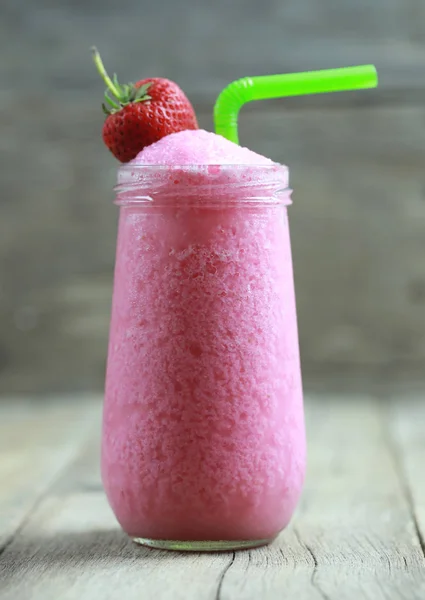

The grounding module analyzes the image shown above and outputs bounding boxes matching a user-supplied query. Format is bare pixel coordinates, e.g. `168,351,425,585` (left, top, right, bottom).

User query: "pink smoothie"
102,130,306,543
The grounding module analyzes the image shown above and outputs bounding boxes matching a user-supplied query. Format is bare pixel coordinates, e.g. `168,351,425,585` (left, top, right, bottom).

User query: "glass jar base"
132,537,273,552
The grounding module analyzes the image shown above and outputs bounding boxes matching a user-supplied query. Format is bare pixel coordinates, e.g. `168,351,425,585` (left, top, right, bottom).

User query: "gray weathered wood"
1,395,425,599
386,394,425,550
0,495,231,600
0,397,99,553
219,397,425,599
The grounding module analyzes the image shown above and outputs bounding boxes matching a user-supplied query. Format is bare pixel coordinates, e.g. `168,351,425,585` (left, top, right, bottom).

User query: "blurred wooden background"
1,0,425,394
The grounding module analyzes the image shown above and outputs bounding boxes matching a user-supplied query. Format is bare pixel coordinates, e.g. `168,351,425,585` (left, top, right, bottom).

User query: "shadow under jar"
102,164,306,551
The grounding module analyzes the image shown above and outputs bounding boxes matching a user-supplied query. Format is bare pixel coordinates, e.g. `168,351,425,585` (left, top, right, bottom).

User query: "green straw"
214,65,378,144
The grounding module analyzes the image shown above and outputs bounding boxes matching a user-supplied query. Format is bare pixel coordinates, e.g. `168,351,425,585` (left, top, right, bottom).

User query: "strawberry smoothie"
102,130,306,550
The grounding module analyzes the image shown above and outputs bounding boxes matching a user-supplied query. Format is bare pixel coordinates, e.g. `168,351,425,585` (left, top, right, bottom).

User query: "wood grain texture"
1,395,425,599
386,394,425,553
219,397,425,599
0,397,99,553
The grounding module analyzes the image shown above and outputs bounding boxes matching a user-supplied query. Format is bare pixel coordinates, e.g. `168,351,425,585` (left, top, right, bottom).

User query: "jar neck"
114,164,291,207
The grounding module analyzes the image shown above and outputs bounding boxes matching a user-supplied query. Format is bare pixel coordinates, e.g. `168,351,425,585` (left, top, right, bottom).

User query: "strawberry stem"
91,46,122,100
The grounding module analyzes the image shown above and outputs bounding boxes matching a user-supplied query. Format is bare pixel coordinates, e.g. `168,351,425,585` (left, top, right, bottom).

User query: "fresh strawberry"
91,47,198,162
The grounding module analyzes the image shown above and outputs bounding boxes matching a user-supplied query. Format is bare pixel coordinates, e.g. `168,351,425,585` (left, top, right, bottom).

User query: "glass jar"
102,164,306,551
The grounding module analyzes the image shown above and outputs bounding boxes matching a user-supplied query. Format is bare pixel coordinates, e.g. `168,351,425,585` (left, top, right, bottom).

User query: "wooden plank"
386,394,425,551
0,397,100,552
219,396,425,599
0,494,232,600
0,397,232,600
1,396,425,599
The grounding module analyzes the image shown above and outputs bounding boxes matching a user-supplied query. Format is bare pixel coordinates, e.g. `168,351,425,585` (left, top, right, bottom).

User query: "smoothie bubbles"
93,49,378,551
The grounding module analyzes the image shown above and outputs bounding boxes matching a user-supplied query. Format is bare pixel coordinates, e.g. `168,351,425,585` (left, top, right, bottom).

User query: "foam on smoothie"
130,129,276,166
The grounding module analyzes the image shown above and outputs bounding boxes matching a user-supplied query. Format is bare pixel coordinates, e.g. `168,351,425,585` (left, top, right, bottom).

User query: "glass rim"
118,163,288,169
117,163,289,180
115,163,291,207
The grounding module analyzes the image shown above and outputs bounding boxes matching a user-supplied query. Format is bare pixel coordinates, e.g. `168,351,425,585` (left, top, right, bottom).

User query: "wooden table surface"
0,394,424,599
